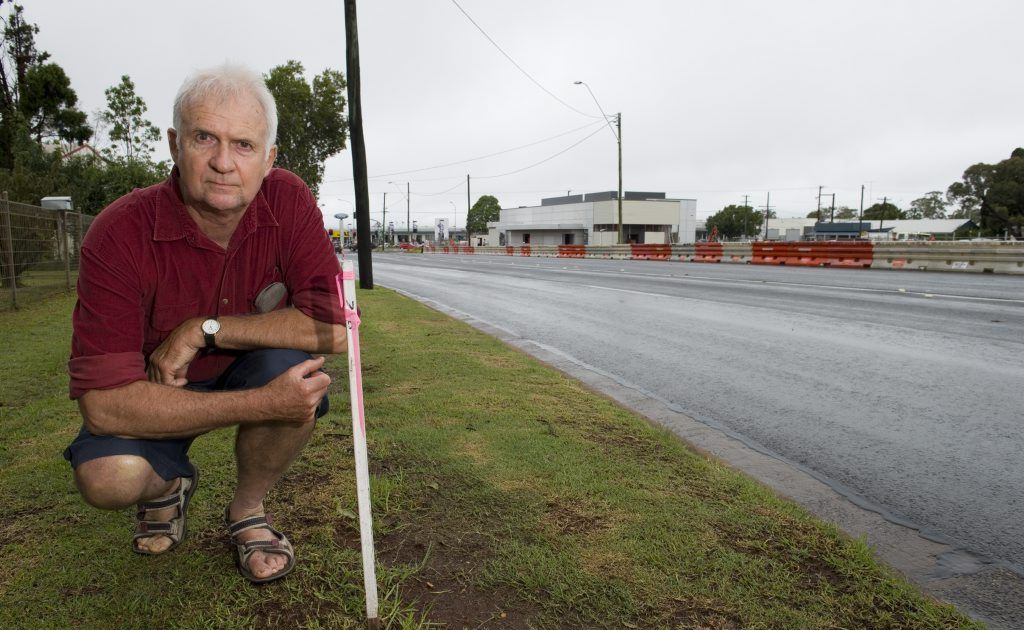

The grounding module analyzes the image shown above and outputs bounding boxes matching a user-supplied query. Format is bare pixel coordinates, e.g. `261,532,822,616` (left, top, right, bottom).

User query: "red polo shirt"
68,167,343,400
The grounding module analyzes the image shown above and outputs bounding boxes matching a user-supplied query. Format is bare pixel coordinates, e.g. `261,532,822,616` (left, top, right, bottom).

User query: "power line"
449,0,600,120
474,125,606,179
322,120,605,184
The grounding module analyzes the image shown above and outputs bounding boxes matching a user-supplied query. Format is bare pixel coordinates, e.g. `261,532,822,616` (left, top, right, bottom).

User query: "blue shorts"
63,349,330,481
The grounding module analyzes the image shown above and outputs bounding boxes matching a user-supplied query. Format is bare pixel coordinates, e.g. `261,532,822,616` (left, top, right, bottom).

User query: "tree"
102,75,160,162
862,202,904,221
0,4,89,166
264,60,348,198
947,150,1024,237
466,195,500,236
906,191,948,219
947,163,994,223
982,148,1024,238
706,204,763,239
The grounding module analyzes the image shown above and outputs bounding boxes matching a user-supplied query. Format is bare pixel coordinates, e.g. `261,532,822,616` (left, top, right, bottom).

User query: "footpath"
0,290,982,629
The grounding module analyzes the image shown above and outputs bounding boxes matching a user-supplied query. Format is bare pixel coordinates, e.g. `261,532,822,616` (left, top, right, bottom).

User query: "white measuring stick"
336,260,379,624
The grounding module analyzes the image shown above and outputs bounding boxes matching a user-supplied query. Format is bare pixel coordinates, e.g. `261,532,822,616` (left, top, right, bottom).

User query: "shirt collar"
153,166,279,245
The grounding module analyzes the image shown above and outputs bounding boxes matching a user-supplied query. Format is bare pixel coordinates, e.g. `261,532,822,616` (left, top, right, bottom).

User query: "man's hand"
147,317,204,387
260,356,331,423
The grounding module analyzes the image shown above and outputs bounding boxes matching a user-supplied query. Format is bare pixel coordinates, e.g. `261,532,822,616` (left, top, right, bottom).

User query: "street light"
575,80,622,244
333,212,348,247
449,201,457,244
388,181,410,245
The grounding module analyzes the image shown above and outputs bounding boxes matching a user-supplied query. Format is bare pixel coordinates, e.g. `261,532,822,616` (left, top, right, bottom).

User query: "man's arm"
79,356,330,439
147,307,346,387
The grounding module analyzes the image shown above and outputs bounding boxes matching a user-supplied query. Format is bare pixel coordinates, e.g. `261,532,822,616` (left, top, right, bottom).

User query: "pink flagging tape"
335,274,362,328
335,273,366,435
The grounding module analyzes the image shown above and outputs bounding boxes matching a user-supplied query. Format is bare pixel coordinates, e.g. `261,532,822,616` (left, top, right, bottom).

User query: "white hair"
172,63,278,157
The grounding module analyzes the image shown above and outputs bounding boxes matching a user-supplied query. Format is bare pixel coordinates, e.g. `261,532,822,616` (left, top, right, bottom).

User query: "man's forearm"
79,380,277,439
206,308,346,354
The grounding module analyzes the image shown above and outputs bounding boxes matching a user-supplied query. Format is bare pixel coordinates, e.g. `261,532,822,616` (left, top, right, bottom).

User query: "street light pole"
575,81,622,244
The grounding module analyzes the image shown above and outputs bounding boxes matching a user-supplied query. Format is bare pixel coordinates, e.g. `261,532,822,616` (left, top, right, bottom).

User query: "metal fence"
0,192,94,311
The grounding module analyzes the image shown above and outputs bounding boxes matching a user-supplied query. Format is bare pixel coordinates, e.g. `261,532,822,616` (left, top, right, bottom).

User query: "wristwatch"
201,318,221,349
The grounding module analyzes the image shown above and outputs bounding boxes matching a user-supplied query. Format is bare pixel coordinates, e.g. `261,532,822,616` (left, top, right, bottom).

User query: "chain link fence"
0,192,94,311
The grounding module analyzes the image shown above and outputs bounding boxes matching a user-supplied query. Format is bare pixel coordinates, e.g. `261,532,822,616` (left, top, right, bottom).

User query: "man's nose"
208,142,234,172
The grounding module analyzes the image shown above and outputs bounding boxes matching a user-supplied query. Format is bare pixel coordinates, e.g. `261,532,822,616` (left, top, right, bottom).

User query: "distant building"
489,191,697,247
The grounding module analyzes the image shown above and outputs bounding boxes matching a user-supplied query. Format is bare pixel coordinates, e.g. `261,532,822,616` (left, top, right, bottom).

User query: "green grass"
0,290,980,628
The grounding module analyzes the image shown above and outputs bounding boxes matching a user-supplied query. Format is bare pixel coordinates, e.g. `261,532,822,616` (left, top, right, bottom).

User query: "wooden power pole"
345,0,373,288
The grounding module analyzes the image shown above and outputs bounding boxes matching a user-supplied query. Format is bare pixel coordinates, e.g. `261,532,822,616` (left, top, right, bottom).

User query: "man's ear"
264,144,278,176
167,128,179,164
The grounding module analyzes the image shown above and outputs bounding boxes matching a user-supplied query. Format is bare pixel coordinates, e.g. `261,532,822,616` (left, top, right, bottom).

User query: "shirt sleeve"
68,226,148,399
279,180,345,324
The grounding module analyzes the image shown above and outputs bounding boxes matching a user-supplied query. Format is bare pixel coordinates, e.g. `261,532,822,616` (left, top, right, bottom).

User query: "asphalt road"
368,253,1024,579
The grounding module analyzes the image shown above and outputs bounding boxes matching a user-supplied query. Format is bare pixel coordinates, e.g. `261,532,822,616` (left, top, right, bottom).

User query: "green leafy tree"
980,148,1024,238
834,206,858,220
947,162,993,223
906,191,948,219
102,75,160,162
707,204,763,239
466,194,500,236
264,60,347,198
0,4,89,166
862,202,904,221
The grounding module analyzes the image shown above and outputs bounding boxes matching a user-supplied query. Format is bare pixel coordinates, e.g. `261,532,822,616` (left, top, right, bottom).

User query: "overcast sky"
28,0,1024,228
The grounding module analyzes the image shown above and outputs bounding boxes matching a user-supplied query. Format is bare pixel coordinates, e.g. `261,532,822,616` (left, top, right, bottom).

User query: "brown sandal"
225,508,296,584
132,465,199,555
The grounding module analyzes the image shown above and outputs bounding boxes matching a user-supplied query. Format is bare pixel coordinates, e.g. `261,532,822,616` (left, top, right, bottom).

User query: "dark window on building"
563,233,574,245
523,233,531,244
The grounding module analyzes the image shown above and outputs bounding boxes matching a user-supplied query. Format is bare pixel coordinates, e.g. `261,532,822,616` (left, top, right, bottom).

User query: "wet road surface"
368,254,1024,584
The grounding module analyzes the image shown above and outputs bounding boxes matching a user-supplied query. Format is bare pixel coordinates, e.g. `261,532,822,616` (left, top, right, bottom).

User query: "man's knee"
74,455,163,509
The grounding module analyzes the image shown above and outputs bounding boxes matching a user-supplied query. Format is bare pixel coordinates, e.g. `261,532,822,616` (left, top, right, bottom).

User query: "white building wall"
502,202,593,226
678,200,696,243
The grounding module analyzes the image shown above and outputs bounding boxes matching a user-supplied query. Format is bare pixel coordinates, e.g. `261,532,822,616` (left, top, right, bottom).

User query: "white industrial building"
487,191,697,247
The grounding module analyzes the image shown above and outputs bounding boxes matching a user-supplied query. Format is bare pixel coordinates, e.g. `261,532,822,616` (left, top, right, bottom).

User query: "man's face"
168,92,277,215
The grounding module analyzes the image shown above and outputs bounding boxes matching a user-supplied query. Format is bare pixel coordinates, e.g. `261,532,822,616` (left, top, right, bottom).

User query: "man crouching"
63,63,345,584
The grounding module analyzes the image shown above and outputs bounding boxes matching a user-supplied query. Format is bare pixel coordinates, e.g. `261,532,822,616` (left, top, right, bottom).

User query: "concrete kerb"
386,284,1024,629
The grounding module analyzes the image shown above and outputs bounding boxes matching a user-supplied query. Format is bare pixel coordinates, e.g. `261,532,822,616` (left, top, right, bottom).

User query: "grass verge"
0,290,979,628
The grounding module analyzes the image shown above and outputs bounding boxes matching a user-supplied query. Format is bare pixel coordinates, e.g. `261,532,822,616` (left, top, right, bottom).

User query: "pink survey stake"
336,271,365,433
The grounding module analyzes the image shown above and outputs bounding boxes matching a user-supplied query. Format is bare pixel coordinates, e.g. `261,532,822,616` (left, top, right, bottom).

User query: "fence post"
1,191,17,309
58,210,71,289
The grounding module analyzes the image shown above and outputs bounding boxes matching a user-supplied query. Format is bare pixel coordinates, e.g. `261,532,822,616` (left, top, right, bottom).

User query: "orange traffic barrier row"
752,242,872,267
693,242,724,263
558,245,587,258
519,245,532,256
630,244,672,260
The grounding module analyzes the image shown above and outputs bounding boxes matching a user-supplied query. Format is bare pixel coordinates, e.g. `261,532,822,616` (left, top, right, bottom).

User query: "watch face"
202,319,220,335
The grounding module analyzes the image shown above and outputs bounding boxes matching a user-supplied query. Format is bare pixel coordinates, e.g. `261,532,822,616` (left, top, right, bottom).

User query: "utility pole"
761,192,774,240
617,112,623,245
742,194,750,208
466,175,470,231
406,182,410,246
858,185,865,235
828,193,836,222
345,0,373,288
879,196,888,236
574,81,621,244
817,185,823,223
381,192,386,247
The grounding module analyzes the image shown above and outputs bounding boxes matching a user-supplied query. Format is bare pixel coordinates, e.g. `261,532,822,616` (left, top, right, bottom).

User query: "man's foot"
132,467,199,555
226,503,295,583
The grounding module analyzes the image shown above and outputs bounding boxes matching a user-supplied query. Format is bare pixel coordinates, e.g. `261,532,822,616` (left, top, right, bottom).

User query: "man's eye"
196,132,213,143
238,141,253,151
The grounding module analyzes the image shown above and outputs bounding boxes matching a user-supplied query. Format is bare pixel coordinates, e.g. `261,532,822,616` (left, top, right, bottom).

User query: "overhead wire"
449,0,601,120
321,119,606,184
